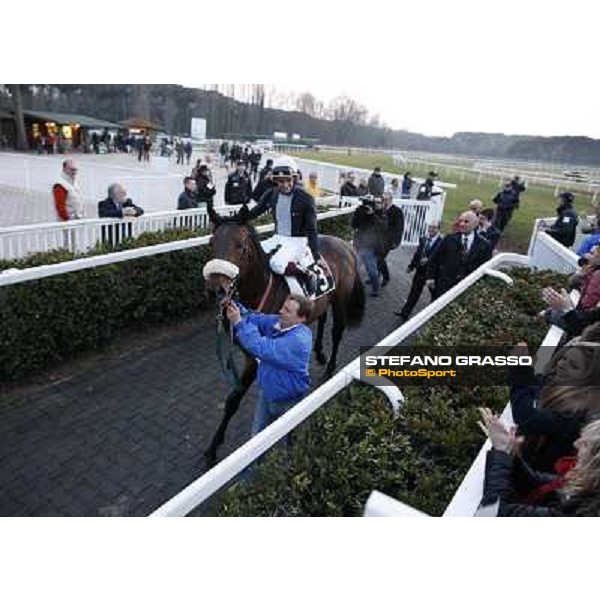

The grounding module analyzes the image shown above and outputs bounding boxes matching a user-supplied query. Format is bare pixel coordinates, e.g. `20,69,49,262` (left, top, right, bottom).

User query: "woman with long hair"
509,325,600,471
477,410,600,516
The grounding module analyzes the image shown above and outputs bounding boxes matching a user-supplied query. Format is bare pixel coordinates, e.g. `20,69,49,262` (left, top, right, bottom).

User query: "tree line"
1,84,600,166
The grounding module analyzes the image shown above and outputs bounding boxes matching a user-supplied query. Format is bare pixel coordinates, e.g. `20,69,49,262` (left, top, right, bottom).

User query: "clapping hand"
477,407,523,455
541,287,573,311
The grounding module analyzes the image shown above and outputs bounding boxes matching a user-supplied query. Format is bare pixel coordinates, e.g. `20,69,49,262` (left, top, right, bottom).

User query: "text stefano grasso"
364,355,533,367
359,346,536,387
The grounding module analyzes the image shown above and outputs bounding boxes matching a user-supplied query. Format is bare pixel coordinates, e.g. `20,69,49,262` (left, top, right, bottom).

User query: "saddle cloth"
285,254,335,300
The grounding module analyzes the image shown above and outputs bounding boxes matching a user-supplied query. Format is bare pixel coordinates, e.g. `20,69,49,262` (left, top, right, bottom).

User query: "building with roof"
119,117,165,134
19,109,123,152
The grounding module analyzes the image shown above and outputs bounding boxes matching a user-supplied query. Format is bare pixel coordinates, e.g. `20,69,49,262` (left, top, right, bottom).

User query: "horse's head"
203,207,264,302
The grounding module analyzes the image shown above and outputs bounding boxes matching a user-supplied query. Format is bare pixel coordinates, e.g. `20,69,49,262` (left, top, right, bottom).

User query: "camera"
360,194,375,205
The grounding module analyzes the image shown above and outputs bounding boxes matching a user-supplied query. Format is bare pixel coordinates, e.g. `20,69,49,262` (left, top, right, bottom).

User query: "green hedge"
0,214,353,381
217,268,566,516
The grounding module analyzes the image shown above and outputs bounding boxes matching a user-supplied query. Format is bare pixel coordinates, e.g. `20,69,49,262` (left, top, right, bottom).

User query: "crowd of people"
339,169,439,201
218,141,263,180
174,150,271,212
477,313,600,516
346,170,600,517
47,151,600,513
346,172,525,308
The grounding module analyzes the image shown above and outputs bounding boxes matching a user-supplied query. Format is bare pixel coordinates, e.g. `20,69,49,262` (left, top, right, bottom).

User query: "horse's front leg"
204,356,258,468
313,311,328,365
323,305,346,380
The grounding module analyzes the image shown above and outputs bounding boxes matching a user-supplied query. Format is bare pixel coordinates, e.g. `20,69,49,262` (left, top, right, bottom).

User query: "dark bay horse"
202,212,366,465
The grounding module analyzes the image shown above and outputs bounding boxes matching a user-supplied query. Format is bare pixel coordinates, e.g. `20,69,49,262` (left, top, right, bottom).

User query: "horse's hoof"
203,449,218,470
321,366,336,383
315,351,328,365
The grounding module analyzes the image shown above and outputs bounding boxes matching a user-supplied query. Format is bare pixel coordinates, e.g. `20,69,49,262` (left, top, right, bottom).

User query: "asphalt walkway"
0,247,427,516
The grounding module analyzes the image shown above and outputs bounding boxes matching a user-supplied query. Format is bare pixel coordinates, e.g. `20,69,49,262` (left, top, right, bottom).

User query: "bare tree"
132,85,150,119
161,95,178,133
7,84,28,150
368,113,382,128
328,95,369,144
329,95,368,124
296,92,319,117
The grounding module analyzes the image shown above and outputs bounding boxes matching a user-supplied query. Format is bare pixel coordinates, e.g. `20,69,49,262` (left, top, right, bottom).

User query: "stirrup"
303,271,317,296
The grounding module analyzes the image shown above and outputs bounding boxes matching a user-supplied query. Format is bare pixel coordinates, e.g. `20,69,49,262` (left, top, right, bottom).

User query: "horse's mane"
218,220,268,266
242,222,267,261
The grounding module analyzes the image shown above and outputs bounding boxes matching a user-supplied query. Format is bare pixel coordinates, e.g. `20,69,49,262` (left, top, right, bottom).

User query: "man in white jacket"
52,160,84,221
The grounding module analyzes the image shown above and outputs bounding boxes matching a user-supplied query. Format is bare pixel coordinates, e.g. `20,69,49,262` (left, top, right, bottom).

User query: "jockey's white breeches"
261,235,311,274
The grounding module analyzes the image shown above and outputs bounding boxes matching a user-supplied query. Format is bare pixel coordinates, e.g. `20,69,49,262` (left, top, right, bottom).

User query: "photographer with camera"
352,195,385,297
377,191,405,287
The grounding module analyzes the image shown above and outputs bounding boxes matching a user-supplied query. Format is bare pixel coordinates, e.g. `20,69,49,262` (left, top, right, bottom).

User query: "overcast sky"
179,1,599,139
271,79,597,139
8,0,599,140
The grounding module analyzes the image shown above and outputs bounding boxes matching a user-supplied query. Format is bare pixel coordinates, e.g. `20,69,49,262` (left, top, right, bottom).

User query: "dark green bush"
217,268,567,516
218,385,429,517
0,213,353,381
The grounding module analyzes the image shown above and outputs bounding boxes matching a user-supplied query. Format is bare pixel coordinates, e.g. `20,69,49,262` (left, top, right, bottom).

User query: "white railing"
393,153,600,199
363,491,428,517
291,153,447,231
150,252,530,517
528,219,580,274
2,190,445,259
0,207,357,286
0,206,237,260
292,156,455,196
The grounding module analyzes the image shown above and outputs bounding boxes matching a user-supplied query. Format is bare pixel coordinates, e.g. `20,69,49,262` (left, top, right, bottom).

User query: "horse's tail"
346,258,366,327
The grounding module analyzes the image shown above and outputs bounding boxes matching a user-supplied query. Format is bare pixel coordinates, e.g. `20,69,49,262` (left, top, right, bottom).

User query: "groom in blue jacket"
224,294,313,435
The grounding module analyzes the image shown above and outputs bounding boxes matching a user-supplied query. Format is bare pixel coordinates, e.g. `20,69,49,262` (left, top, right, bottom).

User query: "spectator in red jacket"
579,255,600,310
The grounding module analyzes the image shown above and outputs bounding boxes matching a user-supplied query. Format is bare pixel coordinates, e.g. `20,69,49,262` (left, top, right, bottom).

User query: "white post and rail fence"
0,202,580,517
1,195,445,261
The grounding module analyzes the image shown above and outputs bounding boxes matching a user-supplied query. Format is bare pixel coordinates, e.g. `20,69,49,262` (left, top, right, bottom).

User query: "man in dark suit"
426,211,493,299
478,208,501,250
394,222,442,320
98,183,144,246
224,160,253,205
98,183,144,218
492,182,519,231
544,191,579,248
340,172,359,197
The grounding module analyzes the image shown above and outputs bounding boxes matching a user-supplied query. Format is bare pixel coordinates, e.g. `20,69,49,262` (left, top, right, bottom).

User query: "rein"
256,273,274,312
212,224,274,393
215,277,243,393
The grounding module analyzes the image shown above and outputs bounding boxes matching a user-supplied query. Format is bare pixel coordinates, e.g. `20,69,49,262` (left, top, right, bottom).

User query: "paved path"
0,247,427,516
0,151,232,227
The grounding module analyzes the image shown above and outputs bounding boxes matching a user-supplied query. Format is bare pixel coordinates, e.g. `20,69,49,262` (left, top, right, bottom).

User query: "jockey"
245,156,323,295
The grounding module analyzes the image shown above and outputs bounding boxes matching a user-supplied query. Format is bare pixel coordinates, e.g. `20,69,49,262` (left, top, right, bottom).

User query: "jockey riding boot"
284,262,317,296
